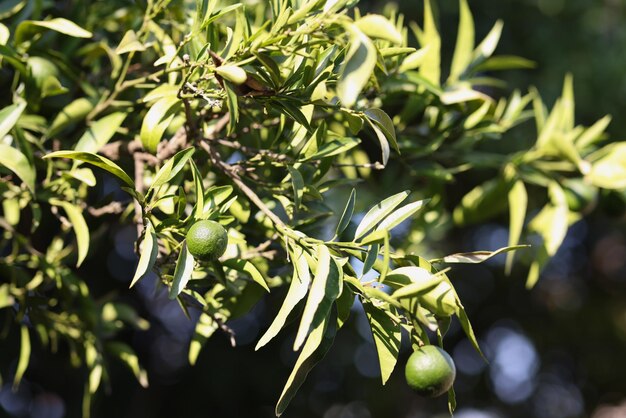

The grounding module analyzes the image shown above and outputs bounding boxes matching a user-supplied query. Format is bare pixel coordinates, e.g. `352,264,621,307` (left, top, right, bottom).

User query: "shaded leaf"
336,188,356,237
49,199,90,267
130,221,158,288
363,301,402,385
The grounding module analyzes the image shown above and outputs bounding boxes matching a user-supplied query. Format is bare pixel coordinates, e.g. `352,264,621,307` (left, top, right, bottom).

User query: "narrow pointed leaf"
354,191,409,240
130,221,158,288
434,245,529,264
506,180,527,274
256,247,311,350
43,151,135,189
75,112,127,153
168,242,195,299
0,101,26,139
335,189,356,237
149,147,195,193
12,325,30,391
449,0,474,82
363,301,401,385
49,199,90,267
293,246,341,351
276,314,335,416
222,259,270,292
0,144,35,192
337,25,377,107
377,199,428,232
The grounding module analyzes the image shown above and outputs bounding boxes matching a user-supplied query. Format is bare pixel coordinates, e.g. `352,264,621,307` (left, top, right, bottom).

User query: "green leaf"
365,109,398,151
457,306,484,359
300,137,360,162
276,313,335,416
222,259,270,292
434,245,529,264
256,247,311,350
223,81,239,134
586,142,626,189
287,166,304,212
130,221,158,288
389,267,442,299
0,101,26,139
453,178,512,226
189,312,219,365
355,15,402,44
43,151,135,189
12,325,30,391
75,112,127,153
362,243,379,277
470,20,503,67
15,18,92,44
48,98,94,137
149,147,195,194
363,301,401,385
337,25,377,107
140,96,181,154
168,242,195,299
293,245,341,351
449,0,474,82
354,191,409,240
115,30,146,54
105,342,149,388
576,115,611,149
0,284,14,309
215,65,247,85
414,0,441,85
398,46,430,72
377,199,428,232
49,199,90,267
0,144,35,192
190,160,205,219
336,189,356,237
506,180,527,274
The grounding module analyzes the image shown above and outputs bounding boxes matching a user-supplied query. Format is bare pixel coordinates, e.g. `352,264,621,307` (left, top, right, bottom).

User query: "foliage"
0,0,625,416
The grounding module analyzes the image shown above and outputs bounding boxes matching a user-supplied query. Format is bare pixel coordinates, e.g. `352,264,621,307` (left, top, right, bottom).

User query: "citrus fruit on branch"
186,220,228,261
405,345,456,397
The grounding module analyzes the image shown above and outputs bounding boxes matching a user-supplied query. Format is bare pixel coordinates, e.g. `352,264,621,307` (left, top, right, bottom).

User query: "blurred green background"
2,1,626,418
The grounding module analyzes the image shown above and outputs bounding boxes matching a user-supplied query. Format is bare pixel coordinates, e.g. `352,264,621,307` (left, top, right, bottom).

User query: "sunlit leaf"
0,143,35,192
44,151,135,189
75,112,127,153
354,191,409,240
337,25,377,107
293,246,341,351
168,242,195,299
256,247,311,350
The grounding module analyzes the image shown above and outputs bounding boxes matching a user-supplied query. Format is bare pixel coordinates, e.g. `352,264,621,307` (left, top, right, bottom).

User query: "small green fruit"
186,220,228,261
405,345,456,397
